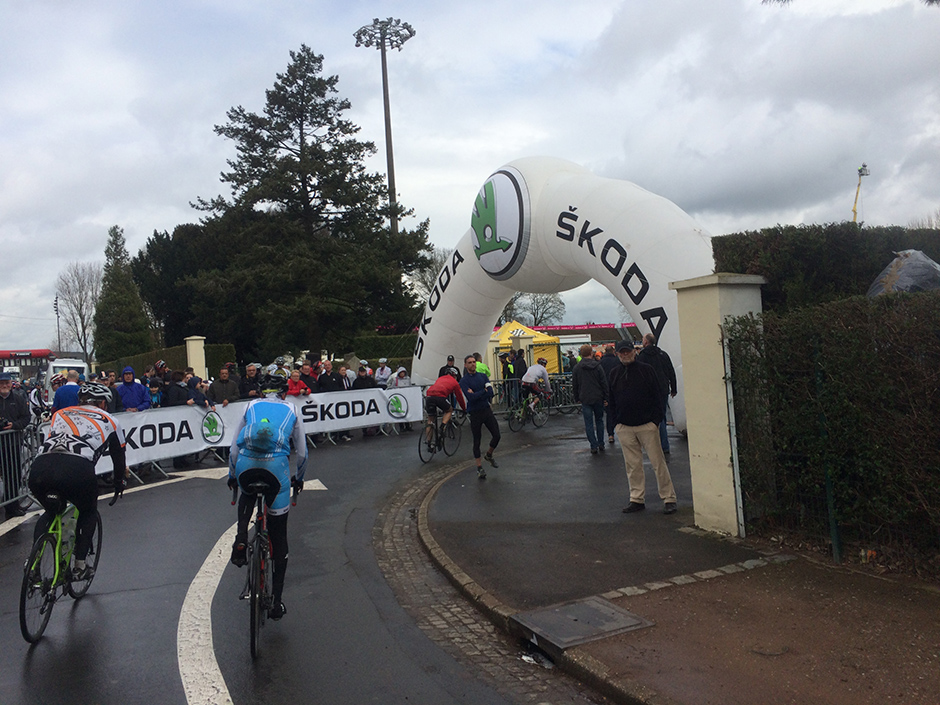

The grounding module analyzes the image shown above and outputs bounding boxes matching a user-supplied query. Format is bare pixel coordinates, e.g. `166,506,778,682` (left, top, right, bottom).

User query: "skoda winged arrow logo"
471,167,530,281
202,411,224,443
387,394,408,419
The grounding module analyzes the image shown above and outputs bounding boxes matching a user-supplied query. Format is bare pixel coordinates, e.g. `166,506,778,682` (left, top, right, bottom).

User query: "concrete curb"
415,457,671,705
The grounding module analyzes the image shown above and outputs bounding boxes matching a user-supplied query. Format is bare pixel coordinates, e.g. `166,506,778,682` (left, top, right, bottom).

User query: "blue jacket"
459,371,494,413
51,383,80,412
117,366,151,411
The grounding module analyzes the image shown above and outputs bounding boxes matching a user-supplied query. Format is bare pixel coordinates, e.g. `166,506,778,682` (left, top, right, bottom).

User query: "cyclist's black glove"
109,477,126,506
227,476,238,492
291,477,304,494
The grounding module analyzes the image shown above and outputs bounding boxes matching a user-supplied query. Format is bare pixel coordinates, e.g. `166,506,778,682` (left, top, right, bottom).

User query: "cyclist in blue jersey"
227,374,307,620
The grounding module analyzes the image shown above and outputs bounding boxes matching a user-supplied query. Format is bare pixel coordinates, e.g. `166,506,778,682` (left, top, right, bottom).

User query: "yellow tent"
488,320,562,375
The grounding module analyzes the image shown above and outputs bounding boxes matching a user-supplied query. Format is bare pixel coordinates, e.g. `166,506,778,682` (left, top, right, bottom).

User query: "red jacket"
426,375,466,409
287,378,312,396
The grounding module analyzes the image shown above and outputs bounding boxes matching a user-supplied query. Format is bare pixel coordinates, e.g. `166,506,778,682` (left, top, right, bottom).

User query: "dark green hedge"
726,291,940,578
713,223,940,313
97,343,236,379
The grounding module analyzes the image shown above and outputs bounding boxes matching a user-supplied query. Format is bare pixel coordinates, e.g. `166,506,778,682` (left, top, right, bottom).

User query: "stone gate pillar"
669,274,766,536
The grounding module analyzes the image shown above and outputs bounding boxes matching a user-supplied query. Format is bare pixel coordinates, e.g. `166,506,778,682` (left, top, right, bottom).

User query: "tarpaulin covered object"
867,249,940,297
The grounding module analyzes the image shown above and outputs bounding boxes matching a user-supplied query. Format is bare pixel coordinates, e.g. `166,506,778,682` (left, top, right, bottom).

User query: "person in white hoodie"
388,366,413,432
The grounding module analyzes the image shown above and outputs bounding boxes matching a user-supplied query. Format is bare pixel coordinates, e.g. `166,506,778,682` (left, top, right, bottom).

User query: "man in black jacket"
572,344,609,454
607,340,677,515
598,344,620,445
636,333,677,454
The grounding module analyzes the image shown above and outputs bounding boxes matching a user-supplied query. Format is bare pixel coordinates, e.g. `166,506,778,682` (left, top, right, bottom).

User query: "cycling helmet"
79,382,112,403
260,374,288,396
537,357,548,365
155,359,167,371
275,356,286,366
51,372,66,386
446,368,458,378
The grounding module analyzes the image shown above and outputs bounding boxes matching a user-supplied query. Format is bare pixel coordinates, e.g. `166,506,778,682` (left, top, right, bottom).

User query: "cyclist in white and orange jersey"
27,382,126,580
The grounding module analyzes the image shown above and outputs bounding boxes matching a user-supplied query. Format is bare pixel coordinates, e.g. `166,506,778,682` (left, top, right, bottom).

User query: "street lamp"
354,17,416,238
852,162,870,223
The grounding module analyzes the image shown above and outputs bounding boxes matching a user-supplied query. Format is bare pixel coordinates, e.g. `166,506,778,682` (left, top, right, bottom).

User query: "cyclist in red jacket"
423,369,466,444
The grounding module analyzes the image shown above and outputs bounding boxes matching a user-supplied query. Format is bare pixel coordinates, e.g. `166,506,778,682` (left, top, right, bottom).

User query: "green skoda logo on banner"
387,394,408,419
471,166,530,281
202,411,225,444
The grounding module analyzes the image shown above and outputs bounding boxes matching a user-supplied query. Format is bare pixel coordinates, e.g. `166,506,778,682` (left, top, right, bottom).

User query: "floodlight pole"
852,163,870,223
54,294,61,352
355,17,416,239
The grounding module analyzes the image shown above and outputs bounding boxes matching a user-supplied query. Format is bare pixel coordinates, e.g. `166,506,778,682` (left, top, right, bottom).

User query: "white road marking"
5,462,326,704
177,521,237,705
0,467,326,537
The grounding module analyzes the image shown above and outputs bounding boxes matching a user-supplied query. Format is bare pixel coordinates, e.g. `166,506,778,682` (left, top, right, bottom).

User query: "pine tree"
93,225,153,363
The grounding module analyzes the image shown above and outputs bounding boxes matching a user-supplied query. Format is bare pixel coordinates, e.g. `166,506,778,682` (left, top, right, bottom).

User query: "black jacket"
438,364,461,381
607,360,663,427
164,382,191,407
317,371,343,393
572,359,608,405
636,345,677,397
239,374,262,400
0,391,29,430
599,351,620,379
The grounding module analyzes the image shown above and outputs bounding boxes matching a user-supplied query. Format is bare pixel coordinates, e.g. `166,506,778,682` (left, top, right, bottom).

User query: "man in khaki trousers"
606,339,677,515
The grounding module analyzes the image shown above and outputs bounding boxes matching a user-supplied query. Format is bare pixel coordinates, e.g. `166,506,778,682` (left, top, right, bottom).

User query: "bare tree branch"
406,245,453,302
520,292,566,327
56,261,102,362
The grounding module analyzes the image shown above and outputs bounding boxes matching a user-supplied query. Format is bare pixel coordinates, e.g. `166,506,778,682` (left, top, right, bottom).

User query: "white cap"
379,358,387,363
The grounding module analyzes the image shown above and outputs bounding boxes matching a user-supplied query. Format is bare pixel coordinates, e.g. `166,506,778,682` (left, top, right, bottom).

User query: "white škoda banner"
78,387,423,474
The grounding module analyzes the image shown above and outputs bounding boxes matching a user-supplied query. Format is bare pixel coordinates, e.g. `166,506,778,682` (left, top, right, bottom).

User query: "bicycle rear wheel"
68,510,102,599
249,536,263,659
532,402,549,428
20,535,58,643
508,406,524,432
418,424,437,463
442,421,461,456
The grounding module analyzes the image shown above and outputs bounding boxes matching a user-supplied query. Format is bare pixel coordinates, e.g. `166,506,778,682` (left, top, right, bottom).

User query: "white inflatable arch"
411,157,713,432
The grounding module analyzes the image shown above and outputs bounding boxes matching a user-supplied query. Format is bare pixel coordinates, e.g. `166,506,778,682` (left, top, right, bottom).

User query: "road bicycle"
418,411,461,463
19,500,104,643
233,478,298,659
507,393,549,432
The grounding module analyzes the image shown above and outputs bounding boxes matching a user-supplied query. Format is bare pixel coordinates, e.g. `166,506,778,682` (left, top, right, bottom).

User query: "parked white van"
42,358,90,400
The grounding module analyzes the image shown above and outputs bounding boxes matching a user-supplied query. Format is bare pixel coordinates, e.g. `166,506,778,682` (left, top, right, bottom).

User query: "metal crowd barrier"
1,425,41,510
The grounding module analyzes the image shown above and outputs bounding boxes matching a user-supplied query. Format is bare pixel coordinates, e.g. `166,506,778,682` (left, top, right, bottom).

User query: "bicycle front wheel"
452,408,467,427
249,539,263,659
20,535,58,643
508,406,524,432
532,402,549,428
418,424,437,463
442,422,461,456
68,510,102,599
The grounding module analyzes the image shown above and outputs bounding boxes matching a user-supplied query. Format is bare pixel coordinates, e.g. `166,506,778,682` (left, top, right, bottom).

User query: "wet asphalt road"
0,428,520,705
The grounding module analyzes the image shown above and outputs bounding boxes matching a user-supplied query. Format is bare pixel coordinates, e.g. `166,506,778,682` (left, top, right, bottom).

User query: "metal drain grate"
511,595,653,654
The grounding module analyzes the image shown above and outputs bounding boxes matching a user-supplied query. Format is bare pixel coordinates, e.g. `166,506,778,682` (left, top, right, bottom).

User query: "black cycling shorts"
424,396,452,416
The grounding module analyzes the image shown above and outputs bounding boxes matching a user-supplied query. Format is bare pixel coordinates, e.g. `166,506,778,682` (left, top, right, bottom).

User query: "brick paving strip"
374,457,610,705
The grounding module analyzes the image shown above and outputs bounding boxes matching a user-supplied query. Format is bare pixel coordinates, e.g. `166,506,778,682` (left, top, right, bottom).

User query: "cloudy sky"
2,0,939,351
